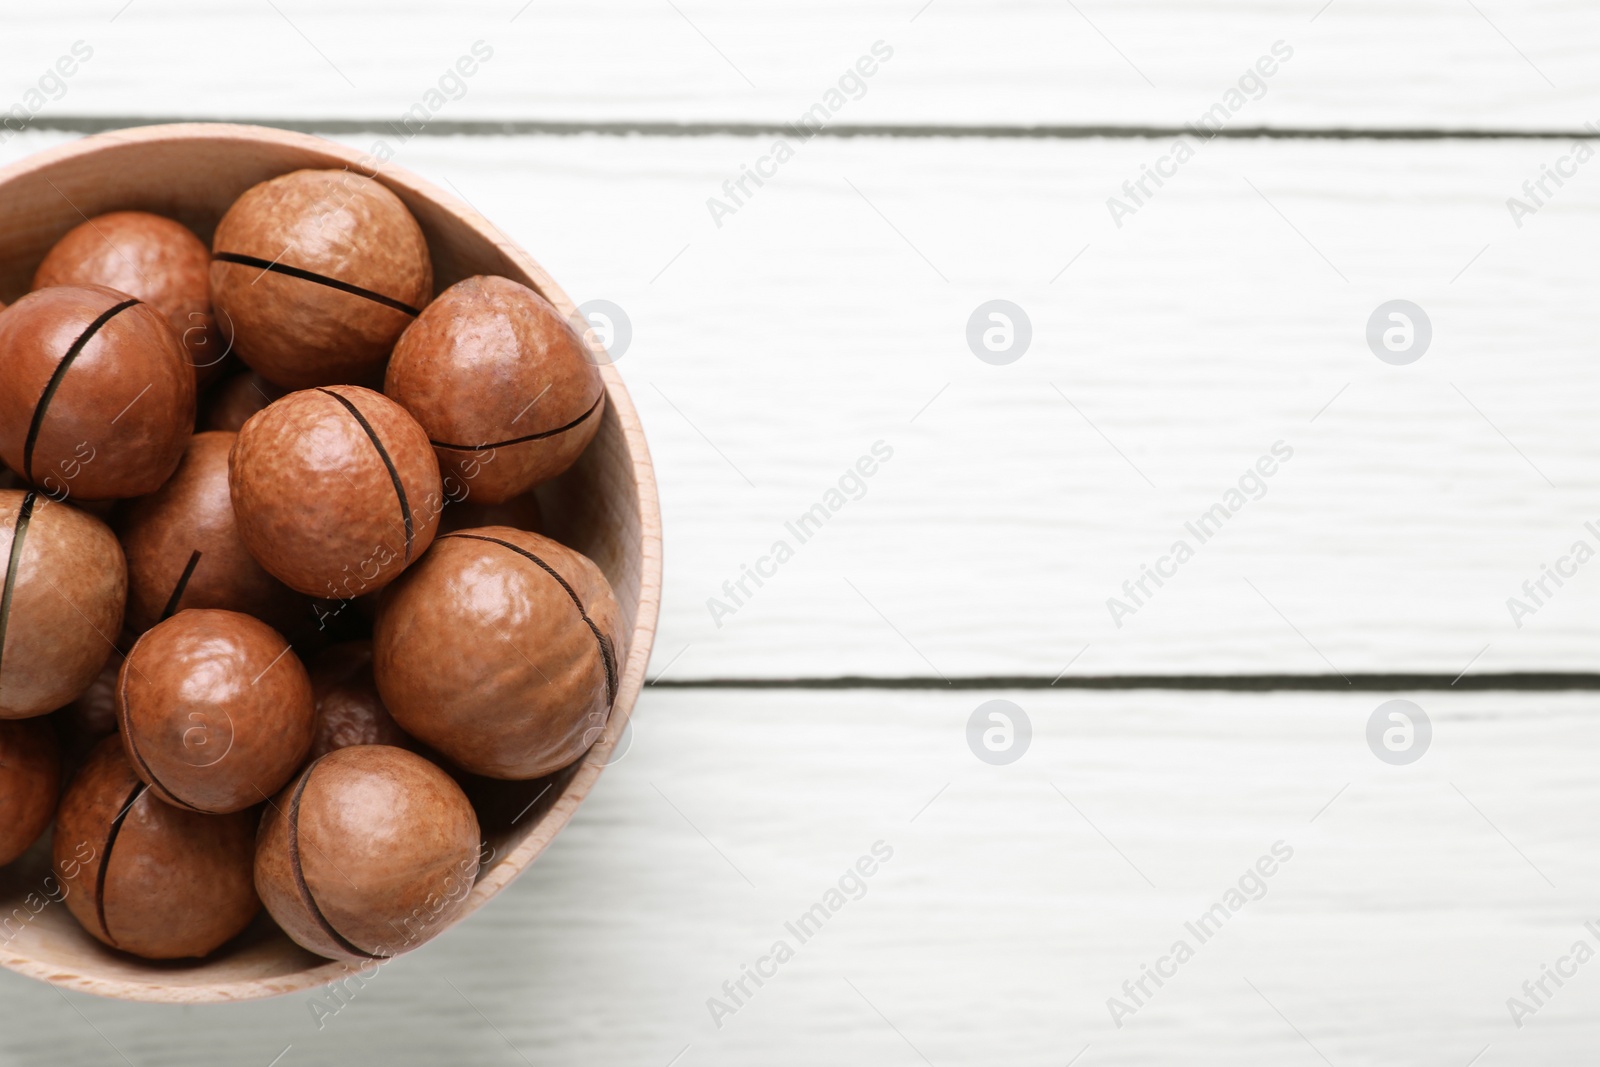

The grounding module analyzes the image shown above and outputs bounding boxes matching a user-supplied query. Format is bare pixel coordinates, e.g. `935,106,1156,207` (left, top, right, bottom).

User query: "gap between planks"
654,674,1600,691
14,116,1600,141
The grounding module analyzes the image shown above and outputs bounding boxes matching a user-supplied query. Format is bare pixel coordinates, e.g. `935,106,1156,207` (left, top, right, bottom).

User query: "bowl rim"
0,123,663,1003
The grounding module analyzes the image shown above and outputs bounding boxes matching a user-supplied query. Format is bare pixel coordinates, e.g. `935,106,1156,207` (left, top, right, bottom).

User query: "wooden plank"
3,1,1597,131
1,687,1596,1062
5,129,1600,678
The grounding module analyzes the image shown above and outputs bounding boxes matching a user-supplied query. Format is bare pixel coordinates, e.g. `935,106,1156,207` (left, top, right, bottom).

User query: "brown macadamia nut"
116,430,302,635
308,641,413,761
231,385,442,599
0,490,125,719
437,488,543,536
385,276,604,504
53,649,122,777
0,718,61,866
32,211,225,384
0,285,195,500
255,745,480,962
201,370,284,432
211,170,432,389
373,527,622,779
119,609,314,814
54,738,258,959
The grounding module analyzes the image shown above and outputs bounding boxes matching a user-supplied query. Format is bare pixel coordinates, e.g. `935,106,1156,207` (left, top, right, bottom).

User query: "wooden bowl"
0,124,661,1002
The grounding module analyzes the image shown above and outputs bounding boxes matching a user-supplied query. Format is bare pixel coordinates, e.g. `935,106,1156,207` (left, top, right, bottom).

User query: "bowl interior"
0,125,658,1002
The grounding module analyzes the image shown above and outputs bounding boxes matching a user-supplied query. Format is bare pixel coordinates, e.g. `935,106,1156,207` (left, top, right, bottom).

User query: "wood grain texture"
1,687,1595,1063
0,125,661,1001
8,127,1595,679
3,1,1597,131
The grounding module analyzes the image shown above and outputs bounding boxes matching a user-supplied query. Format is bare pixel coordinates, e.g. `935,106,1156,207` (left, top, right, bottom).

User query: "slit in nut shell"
230,385,443,599
53,738,259,960
254,745,481,963
115,430,305,635
32,211,226,386
0,285,195,501
373,526,623,780
209,169,432,390
0,489,126,719
385,275,604,505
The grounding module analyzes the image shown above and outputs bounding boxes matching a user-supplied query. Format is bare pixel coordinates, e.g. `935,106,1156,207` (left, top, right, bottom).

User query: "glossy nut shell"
0,718,61,866
0,285,195,500
210,170,432,389
116,430,302,634
373,526,623,779
118,609,315,814
0,490,125,719
254,745,481,962
385,276,604,504
53,738,258,960
32,211,225,384
230,385,442,599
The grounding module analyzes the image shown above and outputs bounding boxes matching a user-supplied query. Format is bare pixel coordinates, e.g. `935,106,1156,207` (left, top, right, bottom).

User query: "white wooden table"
3,1,1600,1062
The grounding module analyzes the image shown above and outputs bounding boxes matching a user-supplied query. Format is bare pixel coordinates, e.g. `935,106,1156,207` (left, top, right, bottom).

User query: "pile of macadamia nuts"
0,169,621,962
